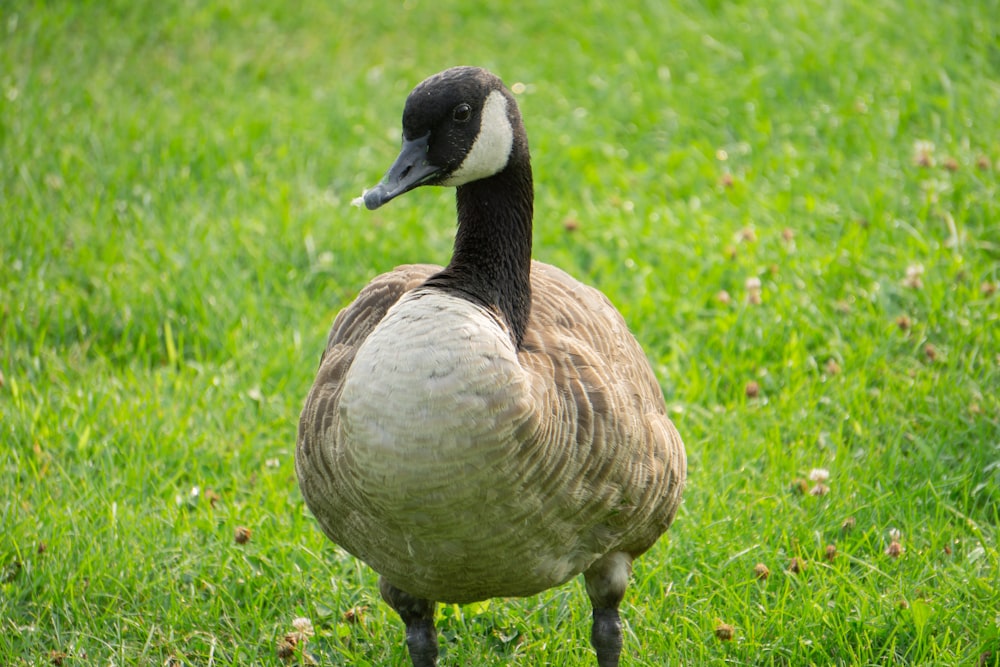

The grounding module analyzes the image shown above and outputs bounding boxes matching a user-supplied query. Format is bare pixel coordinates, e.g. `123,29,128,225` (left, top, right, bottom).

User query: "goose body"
296,67,686,667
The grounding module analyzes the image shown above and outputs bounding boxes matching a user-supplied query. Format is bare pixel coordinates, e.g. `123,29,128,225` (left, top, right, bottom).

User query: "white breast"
339,288,530,485
331,287,601,600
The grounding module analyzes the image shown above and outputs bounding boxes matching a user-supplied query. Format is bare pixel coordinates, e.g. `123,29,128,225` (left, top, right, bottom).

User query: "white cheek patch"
441,90,514,186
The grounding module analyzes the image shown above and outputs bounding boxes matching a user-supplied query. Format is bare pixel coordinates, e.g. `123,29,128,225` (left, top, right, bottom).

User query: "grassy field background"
2,0,999,664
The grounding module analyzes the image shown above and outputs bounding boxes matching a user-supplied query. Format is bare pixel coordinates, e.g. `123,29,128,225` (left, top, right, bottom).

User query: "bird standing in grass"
296,66,686,667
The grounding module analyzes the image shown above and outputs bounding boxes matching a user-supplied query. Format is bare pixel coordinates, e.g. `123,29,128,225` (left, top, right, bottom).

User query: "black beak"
362,133,441,210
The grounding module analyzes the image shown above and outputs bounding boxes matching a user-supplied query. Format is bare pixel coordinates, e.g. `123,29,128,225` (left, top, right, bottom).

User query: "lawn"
2,0,999,665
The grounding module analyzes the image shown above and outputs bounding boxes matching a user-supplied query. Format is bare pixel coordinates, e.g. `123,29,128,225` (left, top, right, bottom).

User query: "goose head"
361,66,524,210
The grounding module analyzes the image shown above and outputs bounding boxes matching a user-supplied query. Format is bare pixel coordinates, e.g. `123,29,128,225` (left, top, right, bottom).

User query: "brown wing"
518,261,686,558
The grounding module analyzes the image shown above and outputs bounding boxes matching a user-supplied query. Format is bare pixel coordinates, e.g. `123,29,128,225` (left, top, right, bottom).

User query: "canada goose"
296,66,686,667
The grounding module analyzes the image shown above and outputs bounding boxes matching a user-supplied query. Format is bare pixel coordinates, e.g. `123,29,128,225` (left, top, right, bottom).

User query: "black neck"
423,155,534,348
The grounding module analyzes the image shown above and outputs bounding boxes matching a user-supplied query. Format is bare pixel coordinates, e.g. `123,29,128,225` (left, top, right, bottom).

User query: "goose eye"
452,103,472,122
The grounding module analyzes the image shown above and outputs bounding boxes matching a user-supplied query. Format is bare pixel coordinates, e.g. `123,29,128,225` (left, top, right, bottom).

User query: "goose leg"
378,576,438,667
583,552,633,667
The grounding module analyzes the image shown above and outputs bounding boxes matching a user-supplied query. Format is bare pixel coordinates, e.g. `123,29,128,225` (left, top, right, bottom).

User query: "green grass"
2,0,999,664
